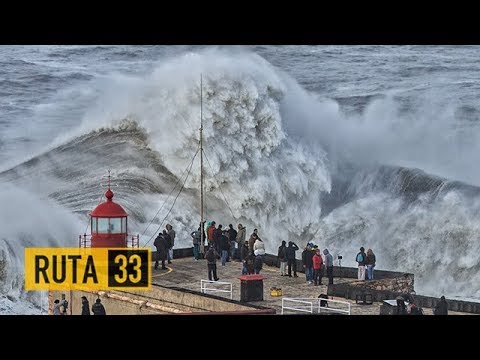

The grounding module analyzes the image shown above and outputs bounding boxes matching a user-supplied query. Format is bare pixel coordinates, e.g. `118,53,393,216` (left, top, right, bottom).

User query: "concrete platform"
151,257,380,315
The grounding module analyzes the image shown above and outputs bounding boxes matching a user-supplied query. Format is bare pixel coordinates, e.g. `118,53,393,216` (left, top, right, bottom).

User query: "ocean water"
2,45,480,313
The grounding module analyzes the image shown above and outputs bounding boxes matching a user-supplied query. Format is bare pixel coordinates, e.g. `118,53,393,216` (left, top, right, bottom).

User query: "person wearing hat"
81,296,90,315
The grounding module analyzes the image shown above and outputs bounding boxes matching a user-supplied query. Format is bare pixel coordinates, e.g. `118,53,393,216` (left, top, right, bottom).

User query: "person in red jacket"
207,221,216,249
312,248,324,286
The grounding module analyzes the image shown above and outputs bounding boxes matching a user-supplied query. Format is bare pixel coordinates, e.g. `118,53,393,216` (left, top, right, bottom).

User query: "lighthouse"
89,186,128,247
79,173,139,248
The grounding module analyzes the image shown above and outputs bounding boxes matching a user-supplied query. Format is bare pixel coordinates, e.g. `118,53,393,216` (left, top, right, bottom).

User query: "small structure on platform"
239,274,265,302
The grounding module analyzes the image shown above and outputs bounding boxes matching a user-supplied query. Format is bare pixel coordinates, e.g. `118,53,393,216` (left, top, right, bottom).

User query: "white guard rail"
200,279,233,299
282,297,351,315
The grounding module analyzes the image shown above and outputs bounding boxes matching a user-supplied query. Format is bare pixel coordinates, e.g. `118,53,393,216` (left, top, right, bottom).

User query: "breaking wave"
2,47,480,312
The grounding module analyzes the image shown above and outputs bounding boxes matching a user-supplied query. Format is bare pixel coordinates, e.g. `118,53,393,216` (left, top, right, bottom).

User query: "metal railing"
281,297,351,315
200,279,233,299
78,234,139,248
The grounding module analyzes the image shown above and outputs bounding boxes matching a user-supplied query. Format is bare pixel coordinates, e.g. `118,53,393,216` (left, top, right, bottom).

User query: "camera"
337,255,342,260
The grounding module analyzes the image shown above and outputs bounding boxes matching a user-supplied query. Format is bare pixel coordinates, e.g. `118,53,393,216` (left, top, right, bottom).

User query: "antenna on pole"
101,170,118,189
200,74,205,248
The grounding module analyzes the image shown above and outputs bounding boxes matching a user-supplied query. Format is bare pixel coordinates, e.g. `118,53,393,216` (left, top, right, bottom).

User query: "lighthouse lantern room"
89,186,128,247
77,171,133,248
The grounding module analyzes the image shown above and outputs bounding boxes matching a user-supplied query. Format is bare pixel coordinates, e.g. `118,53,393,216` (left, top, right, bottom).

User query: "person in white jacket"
253,238,265,256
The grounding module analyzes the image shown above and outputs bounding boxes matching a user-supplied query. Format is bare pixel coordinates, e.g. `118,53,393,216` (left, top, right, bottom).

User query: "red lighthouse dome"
89,187,128,248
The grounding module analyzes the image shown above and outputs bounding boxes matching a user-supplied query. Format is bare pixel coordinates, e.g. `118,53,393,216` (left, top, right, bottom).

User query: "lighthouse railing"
128,234,139,248
78,234,91,248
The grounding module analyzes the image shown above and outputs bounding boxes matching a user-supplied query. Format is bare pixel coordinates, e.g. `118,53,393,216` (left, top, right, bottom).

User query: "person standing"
205,246,219,281
52,299,62,315
366,248,376,280
207,221,216,248
199,221,206,257
323,249,334,284
434,296,448,315
248,229,260,255
253,236,265,256
236,224,246,255
81,296,90,315
191,227,201,261
396,296,407,315
213,224,223,254
219,230,230,266
166,224,175,264
277,241,288,276
355,247,367,280
286,241,299,277
92,298,106,315
60,293,69,315
302,243,315,284
153,232,168,270
228,224,238,260
312,248,324,286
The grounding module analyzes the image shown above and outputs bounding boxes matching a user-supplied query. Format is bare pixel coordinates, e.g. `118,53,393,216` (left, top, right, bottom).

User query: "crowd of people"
152,220,383,287
52,295,106,315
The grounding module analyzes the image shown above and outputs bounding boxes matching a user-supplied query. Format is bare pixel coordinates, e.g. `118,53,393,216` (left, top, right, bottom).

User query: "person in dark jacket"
81,296,90,315
228,224,238,260
166,224,175,264
434,296,448,315
162,229,172,265
153,232,168,270
254,254,263,274
302,244,315,284
219,230,230,266
366,248,376,280
396,296,407,315
92,298,106,315
205,246,219,281
241,241,249,274
245,253,255,274
277,241,288,276
286,241,299,277
213,224,223,254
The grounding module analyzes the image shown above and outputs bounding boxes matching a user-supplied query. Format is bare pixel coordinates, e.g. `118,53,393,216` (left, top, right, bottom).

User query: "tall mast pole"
200,74,205,246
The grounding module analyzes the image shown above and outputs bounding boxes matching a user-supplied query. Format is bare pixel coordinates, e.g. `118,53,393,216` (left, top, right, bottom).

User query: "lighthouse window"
109,218,122,233
98,218,109,233
92,218,97,233
121,217,127,233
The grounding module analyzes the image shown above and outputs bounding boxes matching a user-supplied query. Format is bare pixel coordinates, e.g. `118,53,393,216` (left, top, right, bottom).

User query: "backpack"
206,249,215,262
356,253,364,263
